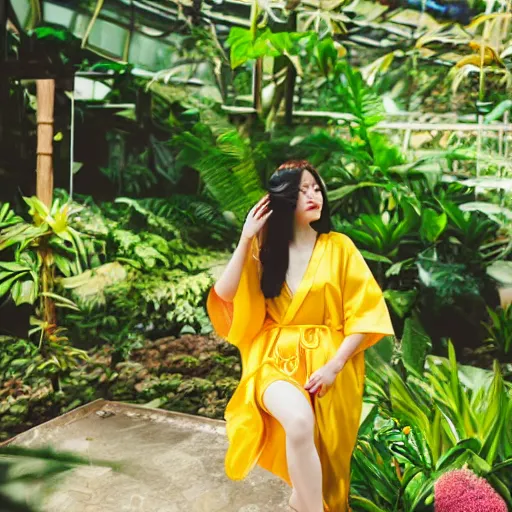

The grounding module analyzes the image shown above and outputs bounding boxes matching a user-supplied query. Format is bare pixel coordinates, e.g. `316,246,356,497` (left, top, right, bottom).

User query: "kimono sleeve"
341,235,394,357
206,235,266,349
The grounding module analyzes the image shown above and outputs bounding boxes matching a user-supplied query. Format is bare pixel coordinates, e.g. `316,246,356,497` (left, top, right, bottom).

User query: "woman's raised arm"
213,194,272,302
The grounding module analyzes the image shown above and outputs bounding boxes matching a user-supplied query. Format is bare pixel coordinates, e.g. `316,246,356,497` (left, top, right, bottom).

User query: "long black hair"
260,160,331,298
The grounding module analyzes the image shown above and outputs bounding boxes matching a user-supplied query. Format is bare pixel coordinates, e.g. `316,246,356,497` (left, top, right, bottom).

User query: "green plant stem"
28,0,42,30
39,240,60,392
40,244,56,330
82,0,105,48
249,1,259,41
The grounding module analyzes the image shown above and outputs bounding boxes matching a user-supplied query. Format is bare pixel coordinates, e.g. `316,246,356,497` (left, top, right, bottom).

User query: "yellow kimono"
207,231,394,511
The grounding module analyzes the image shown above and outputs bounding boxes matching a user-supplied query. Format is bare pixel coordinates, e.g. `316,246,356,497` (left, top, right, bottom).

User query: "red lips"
306,203,320,211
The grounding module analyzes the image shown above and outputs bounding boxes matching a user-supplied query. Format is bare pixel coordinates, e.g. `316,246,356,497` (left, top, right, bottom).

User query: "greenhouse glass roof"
10,0,471,73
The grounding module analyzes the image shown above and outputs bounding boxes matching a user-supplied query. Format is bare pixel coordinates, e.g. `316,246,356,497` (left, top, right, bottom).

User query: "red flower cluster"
434,468,507,512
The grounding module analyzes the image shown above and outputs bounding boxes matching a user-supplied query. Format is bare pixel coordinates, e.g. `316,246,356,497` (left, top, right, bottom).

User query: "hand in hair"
212,194,272,302
241,194,273,240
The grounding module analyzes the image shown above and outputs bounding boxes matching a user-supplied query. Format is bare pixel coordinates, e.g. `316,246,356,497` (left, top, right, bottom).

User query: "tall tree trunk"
36,79,55,207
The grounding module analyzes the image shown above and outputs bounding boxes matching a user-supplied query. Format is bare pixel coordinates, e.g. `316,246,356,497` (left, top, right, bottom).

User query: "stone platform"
2,399,291,512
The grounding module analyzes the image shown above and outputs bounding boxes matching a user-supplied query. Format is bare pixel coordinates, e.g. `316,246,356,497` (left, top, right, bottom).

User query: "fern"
293,131,373,168
216,131,263,204
63,268,216,342
114,197,181,238
172,125,265,224
53,192,223,272
136,196,232,244
334,62,385,152
136,198,175,219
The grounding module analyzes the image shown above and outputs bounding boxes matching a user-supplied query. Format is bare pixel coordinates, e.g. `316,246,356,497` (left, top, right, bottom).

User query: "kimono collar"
282,232,328,325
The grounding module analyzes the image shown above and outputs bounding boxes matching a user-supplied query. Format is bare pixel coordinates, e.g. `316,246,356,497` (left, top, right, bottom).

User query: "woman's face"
295,170,323,225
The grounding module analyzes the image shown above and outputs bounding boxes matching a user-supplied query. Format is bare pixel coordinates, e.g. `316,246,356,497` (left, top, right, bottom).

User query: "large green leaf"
359,250,392,264
23,196,50,224
0,272,27,298
226,27,314,69
420,208,447,243
11,278,37,305
401,314,432,377
383,289,417,318
0,262,31,272
368,132,406,172
388,367,433,447
435,438,482,470
479,361,507,465
314,36,338,76
226,27,252,68
0,222,49,251
0,202,23,229
404,472,434,511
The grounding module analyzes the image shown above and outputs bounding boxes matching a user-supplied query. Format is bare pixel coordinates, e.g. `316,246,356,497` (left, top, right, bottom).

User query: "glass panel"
88,18,128,58
10,0,31,26
43,3,75,28
74,77,111,101
128,32,174,71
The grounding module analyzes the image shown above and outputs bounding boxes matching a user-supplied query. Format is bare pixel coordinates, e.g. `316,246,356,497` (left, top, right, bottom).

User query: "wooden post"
36,79,55,207
36,79,57,354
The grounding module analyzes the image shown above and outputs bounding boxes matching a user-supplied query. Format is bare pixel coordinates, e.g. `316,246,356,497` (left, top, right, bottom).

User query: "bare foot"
288,488,301,511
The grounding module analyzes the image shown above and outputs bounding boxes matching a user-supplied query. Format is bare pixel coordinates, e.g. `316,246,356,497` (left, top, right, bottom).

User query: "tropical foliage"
2,0,512,509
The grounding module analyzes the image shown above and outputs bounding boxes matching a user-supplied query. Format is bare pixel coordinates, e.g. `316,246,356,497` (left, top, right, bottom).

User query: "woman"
207,160,394,512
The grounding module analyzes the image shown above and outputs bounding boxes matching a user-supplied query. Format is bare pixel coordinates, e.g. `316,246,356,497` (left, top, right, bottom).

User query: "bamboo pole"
36,79,55,208
35,79,57,386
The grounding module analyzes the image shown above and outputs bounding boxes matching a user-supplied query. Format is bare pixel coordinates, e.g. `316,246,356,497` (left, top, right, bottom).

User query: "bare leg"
263,380,323,512
289,488,301,511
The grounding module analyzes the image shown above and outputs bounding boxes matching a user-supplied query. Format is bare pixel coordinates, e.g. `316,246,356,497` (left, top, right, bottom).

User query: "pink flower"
434,468,508,512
